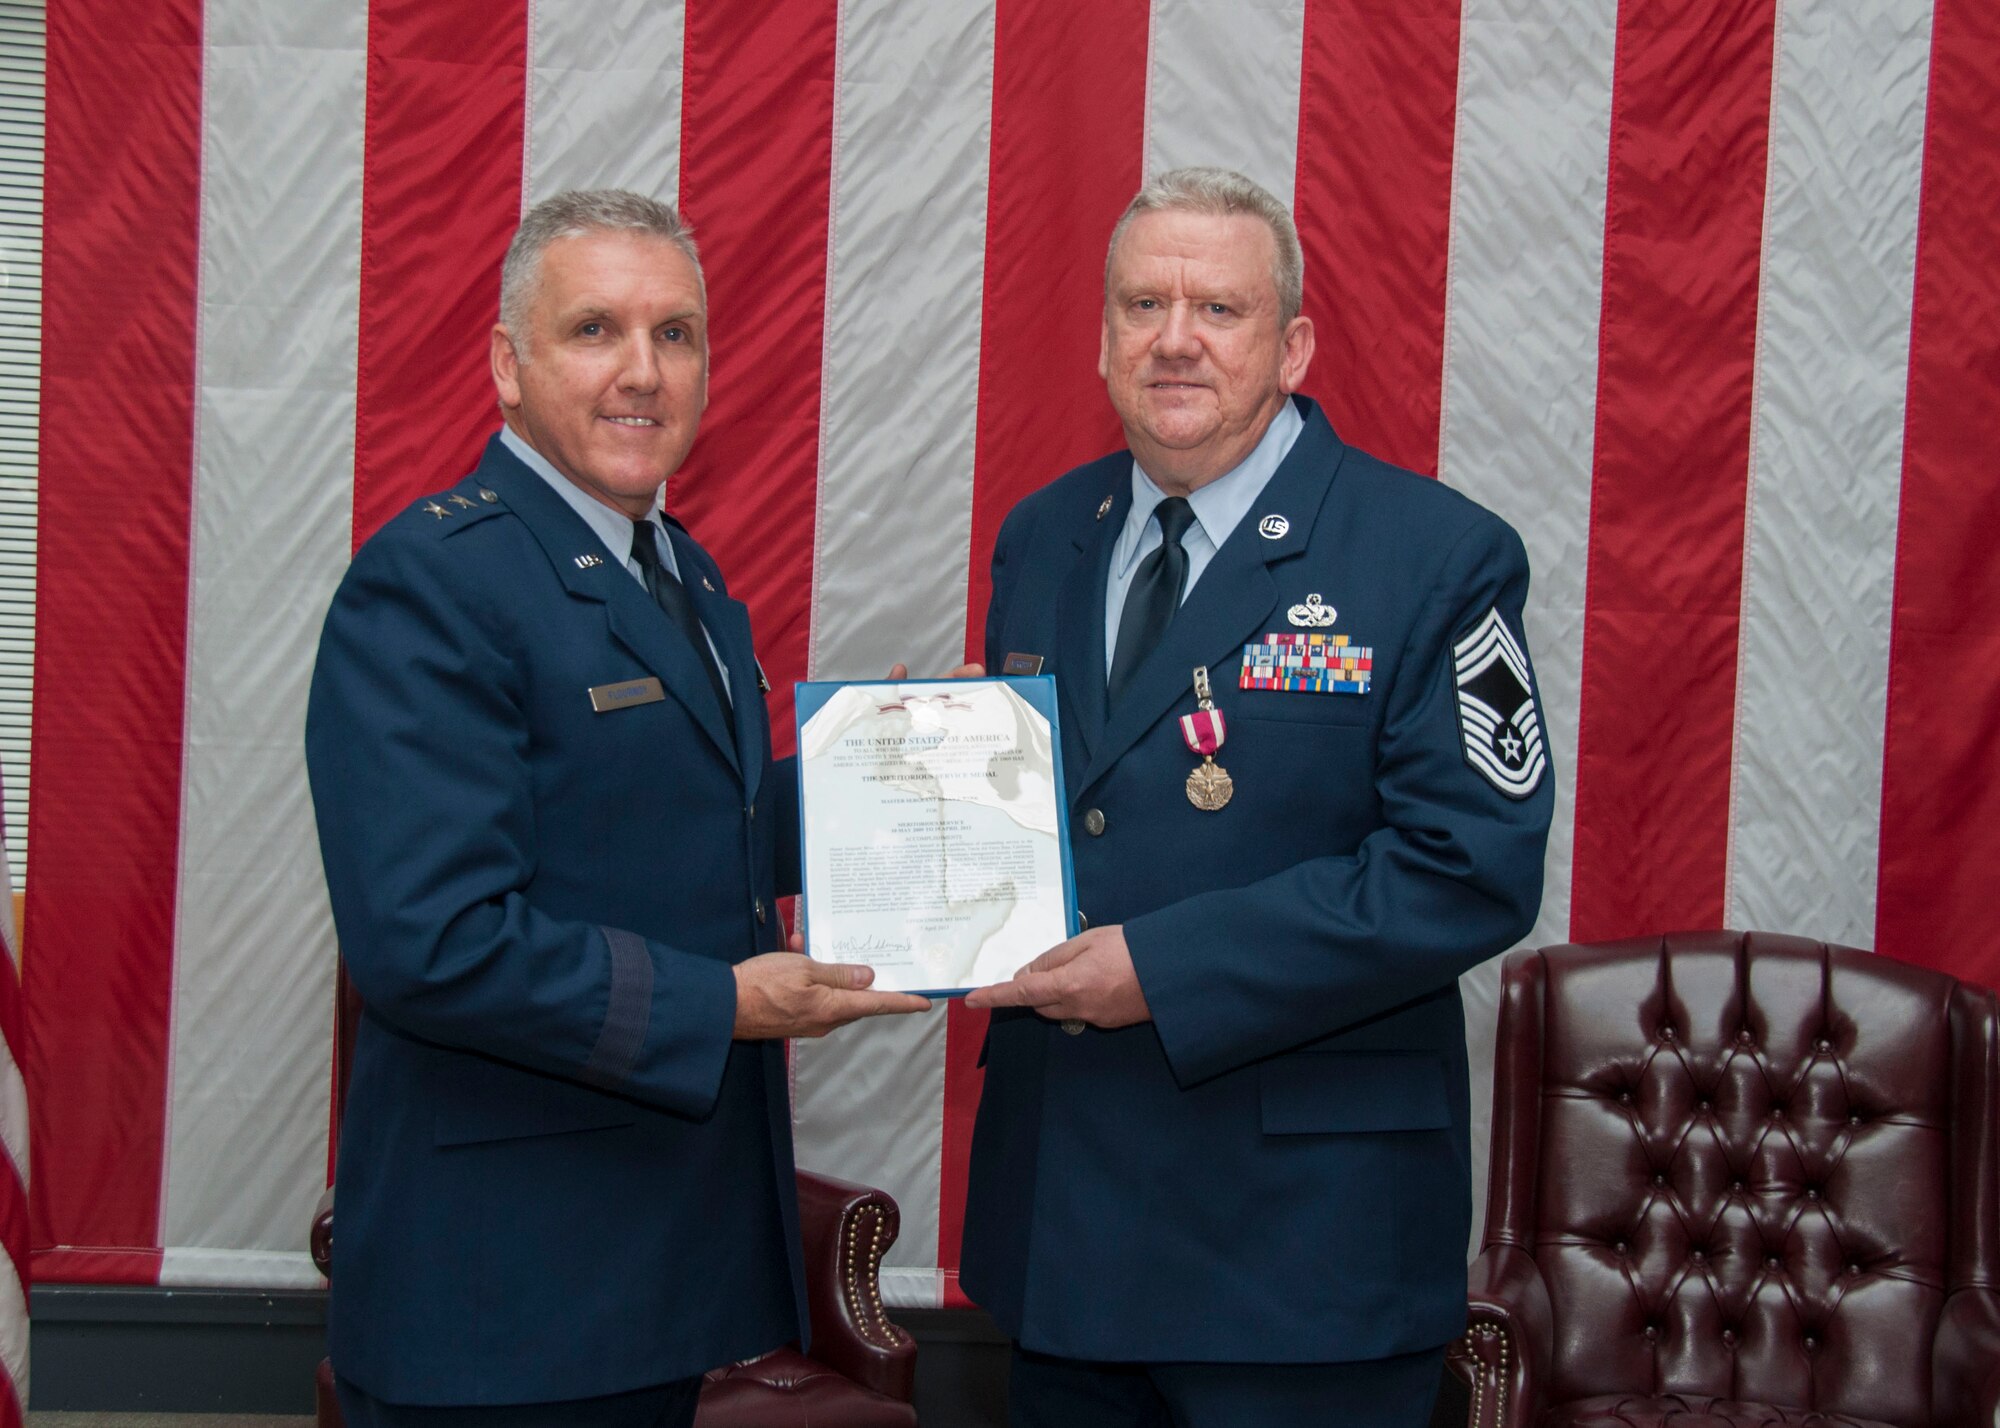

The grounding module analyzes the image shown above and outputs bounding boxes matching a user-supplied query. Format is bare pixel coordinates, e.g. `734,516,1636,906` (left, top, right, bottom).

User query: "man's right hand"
732,952,933,1040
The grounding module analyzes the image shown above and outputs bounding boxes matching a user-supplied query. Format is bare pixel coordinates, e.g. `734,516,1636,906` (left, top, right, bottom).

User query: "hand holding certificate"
796,677,1079,995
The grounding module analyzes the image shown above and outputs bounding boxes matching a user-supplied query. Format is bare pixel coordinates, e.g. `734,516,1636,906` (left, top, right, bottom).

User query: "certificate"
795,677,1079,995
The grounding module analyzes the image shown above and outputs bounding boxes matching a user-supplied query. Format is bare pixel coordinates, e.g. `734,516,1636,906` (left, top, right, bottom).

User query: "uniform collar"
499,425,668,569
1112,397,1304,578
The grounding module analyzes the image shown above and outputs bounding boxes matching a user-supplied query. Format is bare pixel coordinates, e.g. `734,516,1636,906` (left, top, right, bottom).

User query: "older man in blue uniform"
964,168,1554,1427
306,190,929,1428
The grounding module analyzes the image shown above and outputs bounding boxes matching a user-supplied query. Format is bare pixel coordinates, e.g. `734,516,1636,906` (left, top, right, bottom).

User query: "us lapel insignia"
1452,608,1546,799
1257,514,1289,539
702,576,716,592
1286,594,1337,628
1240,633,1373,694
1096,495,1114,521
574,553,604,569
423,501,452,519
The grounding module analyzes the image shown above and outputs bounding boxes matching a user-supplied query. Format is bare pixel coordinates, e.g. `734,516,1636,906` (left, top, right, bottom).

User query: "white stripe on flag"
158,1247,325,1290
524,0,686,205
807,0,994,681
0,1034,23,1197
160,0,362,1269
1143,0,1305,207
0,1250,21,1408
791,0,1001,1307
1725,0,1931,944
1436,0,1619,1248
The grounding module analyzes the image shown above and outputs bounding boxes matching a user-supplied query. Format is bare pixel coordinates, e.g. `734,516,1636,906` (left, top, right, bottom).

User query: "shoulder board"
406,480,510,537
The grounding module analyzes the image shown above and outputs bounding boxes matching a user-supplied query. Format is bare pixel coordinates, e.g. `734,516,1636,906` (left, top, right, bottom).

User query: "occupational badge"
1180,666,1233,811
1286,593,1337,628
1452,608,1546,799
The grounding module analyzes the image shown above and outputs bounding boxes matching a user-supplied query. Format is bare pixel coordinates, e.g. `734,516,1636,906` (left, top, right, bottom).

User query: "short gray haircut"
1105,167,1305,324
498,189,703,356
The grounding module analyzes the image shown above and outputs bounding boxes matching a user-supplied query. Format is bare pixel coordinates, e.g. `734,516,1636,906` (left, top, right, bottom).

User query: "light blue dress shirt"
1103,397,1304,675
500,425,731,698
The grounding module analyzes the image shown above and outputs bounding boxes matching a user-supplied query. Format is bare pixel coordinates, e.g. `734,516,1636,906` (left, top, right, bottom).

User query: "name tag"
589,677,667,713
1002,652,1045,676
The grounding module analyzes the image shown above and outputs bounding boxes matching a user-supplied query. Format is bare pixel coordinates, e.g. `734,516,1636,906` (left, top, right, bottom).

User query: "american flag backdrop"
28,0,2000,1319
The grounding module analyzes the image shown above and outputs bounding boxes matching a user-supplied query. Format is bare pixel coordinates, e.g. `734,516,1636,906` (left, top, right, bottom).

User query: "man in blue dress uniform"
964,168,1554,1428
306,190,929,1428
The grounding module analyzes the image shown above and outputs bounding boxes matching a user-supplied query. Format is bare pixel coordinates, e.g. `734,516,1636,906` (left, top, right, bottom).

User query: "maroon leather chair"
1450,931,2000,1428
311,968,917,1427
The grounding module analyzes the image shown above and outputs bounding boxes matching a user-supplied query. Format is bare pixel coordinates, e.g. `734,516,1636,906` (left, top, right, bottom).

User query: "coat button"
1083,808,1106,836
754,898,767,925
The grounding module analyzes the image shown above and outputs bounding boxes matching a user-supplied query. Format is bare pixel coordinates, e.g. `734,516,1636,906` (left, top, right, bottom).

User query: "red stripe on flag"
1568,1,1777,943
352,0,528,549
955,0,1149,1305
937,998,986,1308
27,0,205,1286
672,0,839,756
1294,0,1462,476
961,0,1143,656
1876,0,2000,992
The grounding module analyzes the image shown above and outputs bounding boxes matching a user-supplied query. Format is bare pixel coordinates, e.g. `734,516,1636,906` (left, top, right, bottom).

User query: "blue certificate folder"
793,675,1081,998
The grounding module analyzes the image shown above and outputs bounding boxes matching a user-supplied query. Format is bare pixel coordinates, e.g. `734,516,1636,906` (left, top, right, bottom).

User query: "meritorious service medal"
1180,666,1233,811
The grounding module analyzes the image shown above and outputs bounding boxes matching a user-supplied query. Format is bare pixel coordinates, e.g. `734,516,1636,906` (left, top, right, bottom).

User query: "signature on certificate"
827,935,914,955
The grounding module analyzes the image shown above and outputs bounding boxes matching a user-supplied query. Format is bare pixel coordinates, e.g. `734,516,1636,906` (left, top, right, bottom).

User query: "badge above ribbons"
1452,608,1546,798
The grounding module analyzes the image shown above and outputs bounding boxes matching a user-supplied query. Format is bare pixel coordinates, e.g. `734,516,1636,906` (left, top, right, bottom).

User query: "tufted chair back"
1465,932,2000,1428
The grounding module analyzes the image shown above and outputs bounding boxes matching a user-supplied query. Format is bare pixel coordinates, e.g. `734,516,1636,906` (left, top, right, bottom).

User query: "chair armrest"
794,1168,916,1403
310,1184,335,1280
1935,1286,2000,1428
1446,1243,1554,1428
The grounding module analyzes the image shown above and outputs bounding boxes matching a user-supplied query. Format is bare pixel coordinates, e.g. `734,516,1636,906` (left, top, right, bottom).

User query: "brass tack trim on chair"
841,1204,913,1350
1463,1323,1508,1428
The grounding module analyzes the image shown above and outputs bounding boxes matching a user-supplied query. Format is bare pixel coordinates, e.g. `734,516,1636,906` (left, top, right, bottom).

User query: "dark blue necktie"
1107,496,1196,705
631,519,734,737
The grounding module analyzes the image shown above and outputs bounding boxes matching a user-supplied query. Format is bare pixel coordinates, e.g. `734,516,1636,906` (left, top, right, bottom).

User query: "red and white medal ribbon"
1179,706,1227,756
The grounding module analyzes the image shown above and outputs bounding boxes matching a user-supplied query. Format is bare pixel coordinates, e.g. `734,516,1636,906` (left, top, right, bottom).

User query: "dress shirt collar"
1112,397,1304,578
499,424,669,576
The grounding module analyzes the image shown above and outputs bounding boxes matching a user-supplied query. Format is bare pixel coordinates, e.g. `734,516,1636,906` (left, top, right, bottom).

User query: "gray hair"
499,189,703,356
1105,167,1305,324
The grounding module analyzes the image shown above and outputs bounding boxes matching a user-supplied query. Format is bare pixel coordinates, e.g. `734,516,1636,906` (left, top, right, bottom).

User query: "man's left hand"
962,925,1151,1029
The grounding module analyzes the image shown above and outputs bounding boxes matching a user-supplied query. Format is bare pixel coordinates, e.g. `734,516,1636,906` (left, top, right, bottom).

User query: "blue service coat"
961,397,1554,1363
305,434,803,1405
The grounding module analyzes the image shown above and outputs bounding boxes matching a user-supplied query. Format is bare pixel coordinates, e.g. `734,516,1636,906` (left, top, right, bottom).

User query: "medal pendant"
1186,756,1233,811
